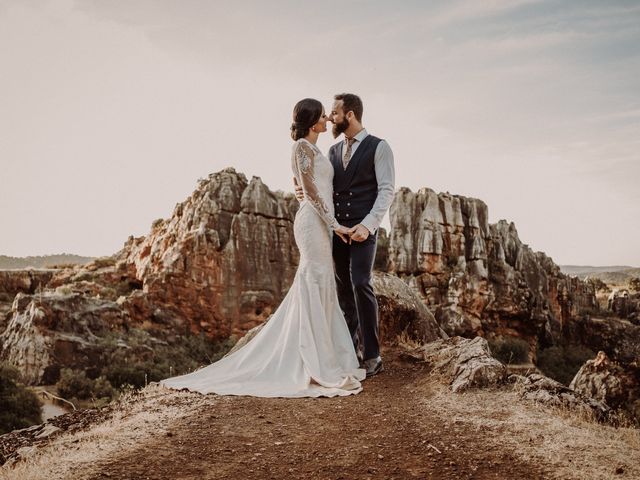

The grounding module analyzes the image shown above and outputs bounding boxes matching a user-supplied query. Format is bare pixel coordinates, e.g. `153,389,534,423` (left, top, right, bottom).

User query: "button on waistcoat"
329,135,382,224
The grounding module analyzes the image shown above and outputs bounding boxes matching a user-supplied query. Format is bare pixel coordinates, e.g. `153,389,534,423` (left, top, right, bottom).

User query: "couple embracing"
160,93,395,398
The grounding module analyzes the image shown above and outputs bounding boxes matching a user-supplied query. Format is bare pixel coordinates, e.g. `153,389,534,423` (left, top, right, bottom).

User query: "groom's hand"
348,224,370,242
293,177,304,202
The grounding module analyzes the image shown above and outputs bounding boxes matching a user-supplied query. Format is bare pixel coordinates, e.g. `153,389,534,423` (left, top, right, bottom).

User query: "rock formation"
114,168,300,339
510,372,611,421
402,336,507,392
372,272,446,344
0,168,619,396
386,187,598,359
0,270,56,331
608,290,640,324
1,289,133,385
1,168,304,384
569,351,639,424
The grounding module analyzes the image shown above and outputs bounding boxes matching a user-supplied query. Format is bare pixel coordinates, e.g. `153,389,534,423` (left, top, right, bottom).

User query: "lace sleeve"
293,141,340,230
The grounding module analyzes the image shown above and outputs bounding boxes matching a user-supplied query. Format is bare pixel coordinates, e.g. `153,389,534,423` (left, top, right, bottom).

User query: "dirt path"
88,347,551,479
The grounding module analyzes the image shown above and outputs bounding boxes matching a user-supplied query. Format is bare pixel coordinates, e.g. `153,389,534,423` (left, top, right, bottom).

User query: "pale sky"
1,0,638,266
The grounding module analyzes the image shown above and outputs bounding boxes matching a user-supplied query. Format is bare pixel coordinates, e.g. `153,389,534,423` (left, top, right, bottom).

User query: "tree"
0,363,42,435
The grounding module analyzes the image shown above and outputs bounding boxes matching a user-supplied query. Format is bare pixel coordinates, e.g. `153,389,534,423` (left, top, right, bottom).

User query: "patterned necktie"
342,136,356,169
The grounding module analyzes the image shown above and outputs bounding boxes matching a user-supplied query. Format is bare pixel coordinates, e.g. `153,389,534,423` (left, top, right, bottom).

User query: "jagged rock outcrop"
0,270,55,298
404,336,507,392
608,290,640,324
0,291,130,384
0,270,56,331
114,168,300,339
387,187,598,359
372,272,447,344
0,168,625,395
0,169,302,384
569,351,640,423
511,372,611,421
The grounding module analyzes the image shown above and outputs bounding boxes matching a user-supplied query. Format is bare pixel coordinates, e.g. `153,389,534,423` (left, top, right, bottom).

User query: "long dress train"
158,138,366,397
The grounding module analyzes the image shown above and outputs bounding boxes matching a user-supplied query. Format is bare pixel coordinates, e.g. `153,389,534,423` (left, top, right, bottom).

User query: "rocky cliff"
0,270,56,332
114,168,301,339
385,187,598,360
0,169,305,384
0,168,604,386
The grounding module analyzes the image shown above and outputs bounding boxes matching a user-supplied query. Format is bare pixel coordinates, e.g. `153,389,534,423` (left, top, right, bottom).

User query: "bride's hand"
335,225,351,244
293,177,305,202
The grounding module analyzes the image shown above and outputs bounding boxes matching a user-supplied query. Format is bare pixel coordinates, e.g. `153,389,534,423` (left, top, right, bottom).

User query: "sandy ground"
2,346,638,480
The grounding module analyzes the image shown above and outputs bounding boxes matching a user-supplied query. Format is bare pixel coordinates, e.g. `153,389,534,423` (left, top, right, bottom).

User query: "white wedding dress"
158,138,366,397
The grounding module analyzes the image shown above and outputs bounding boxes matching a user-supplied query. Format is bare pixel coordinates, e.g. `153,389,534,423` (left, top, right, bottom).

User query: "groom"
296,93,395,377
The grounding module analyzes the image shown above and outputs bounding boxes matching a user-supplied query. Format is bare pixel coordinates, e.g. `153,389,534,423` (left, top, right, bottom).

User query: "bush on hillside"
0,363,42,435
97,329,236,390
536,343,596,385
488,336,530,364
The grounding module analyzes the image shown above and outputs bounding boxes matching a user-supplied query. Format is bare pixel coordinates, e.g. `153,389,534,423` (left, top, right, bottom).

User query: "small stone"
34,424,61,439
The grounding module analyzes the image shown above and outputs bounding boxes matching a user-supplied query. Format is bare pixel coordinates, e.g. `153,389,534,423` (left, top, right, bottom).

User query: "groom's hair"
334,93,363,122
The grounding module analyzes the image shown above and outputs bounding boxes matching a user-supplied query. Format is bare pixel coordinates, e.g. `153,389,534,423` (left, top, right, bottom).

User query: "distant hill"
559,265,640,284
0,254,95,269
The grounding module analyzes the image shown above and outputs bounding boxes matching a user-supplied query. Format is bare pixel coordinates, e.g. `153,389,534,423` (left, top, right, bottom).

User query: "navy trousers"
332,226,379,361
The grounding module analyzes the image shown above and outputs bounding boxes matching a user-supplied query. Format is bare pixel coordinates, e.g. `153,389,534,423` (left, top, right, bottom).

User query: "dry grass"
3,356,638,480
0,386,217,480
419,381,640,480
395,330,424,351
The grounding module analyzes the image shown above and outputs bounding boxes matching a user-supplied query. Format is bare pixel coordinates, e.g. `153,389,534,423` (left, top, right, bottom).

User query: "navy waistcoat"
329,134,382,224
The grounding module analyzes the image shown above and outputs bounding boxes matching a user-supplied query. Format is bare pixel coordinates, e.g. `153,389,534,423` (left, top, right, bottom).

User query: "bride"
158,98,367,398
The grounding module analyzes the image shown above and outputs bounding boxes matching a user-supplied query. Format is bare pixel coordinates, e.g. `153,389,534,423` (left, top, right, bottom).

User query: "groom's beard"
332,118,350,138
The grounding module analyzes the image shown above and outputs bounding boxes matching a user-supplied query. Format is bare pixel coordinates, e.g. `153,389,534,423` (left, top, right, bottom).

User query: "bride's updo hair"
291,98,323,141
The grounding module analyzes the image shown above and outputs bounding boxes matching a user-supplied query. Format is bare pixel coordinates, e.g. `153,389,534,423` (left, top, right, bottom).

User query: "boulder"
372,272,447,344
569,351,640,423
405,336,507,392
511,372,611,422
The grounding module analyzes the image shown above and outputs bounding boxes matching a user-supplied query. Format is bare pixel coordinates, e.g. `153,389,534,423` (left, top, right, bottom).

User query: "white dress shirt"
342,128,395,235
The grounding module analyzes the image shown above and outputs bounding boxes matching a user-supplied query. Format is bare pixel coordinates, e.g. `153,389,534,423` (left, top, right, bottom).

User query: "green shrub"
0,363,42,434
92,375,116,399
93,256,116,268
51,329,236,402
536,343,596,385
98,329,236,390
488,336,530,364
56,369,117,406
56,368,94,400
102,359,147,389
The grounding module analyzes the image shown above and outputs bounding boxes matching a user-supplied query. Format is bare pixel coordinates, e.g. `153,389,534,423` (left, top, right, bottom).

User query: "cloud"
424,0,544,28
0,0,638,264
